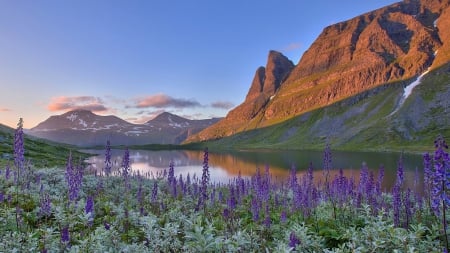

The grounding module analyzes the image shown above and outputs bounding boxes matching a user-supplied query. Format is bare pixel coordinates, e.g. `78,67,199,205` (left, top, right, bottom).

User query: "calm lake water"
85,149,425,191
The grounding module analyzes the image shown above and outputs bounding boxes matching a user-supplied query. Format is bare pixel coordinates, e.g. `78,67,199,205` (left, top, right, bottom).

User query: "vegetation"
0,123,89,168
0,120,449,252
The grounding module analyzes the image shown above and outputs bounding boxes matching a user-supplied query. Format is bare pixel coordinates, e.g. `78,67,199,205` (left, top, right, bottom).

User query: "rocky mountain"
194,61,450,152
28,110,221,146
185,0,450,148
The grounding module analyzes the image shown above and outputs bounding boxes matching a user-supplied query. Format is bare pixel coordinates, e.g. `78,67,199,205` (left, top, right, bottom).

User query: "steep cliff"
186,0,450,144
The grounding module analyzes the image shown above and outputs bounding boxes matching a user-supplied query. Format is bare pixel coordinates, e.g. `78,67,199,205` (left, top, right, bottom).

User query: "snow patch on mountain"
67,113,78,122
79,119,88,128
388,68,430,117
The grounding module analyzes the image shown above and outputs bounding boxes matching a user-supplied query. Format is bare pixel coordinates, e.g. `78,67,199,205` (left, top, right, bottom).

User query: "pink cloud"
211,101,234,109
0,107,11,112
134,93,201,108
47,96,108,112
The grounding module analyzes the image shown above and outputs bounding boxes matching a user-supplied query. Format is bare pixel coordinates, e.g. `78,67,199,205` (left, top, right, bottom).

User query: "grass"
0,124,90,168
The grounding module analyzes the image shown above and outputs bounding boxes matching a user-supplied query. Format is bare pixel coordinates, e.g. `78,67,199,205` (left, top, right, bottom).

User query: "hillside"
194,62,450,152
185,0,450,150
0,123,88,167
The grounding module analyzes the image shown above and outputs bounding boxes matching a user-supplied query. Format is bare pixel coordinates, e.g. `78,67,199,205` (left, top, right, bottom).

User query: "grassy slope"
0,124,90,168
197,63,450,153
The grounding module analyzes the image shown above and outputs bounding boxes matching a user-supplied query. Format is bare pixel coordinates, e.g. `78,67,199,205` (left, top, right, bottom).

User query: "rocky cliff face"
193,51,294,138
186,0,450,143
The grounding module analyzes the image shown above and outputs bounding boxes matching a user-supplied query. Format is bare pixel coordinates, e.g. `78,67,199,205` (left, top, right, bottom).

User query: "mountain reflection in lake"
85,149,424,191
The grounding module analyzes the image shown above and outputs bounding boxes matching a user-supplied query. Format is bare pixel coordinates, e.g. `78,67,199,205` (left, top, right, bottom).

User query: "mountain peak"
147,112,189,125
245,51,294,102
185,0,450,143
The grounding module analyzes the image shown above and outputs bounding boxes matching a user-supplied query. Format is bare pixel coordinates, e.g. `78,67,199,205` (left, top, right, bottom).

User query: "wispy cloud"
211,101,234,110
0,107,11,112
133,93,201,108
47,96,109,112
282,42,302,52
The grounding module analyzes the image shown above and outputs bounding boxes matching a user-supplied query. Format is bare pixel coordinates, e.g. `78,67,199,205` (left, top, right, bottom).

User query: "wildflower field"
1,120,449,252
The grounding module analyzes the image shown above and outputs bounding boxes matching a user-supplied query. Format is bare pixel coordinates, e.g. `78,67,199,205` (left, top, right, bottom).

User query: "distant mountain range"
27,110,221,146
184,0,450,151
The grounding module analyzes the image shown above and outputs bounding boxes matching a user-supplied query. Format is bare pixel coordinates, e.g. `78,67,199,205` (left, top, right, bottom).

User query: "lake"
85,149,425,191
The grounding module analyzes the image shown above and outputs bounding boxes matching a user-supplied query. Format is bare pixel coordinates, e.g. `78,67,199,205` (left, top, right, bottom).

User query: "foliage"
0,129,449,251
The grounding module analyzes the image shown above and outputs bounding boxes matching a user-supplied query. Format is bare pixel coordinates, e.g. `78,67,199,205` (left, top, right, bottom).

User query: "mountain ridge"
185,0,450,146
28,110,221,147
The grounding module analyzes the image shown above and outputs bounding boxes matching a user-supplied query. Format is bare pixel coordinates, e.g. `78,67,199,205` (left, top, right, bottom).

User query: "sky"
0,0,399,129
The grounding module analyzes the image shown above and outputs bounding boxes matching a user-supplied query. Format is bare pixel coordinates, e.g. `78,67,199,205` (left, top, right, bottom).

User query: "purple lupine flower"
61,226,70,245
179,174,186,195
196,148,210,211
168,161,175,185
85,196,94,214
358,162,369,197
431,136,450,216
14,118,25,170
366,171,375,207
65,152,83,202
323,141,332,193
392,155,405,226
172,177,177,198
5,163,10,180
375,166,385,196
289,232,301,249
85,195,94,227
264,205,271,228
0,192,4,202
289,164,298,192
218,190,224,203
104,221,111,230
403,188,413,228
104,140,112,176
227,186,237,210
424,153,432,191
280,210,287,223
121,147,131,178
392,183,402,227
251,196,259,222
186,173,191,185
151,181,158,203
39,192,52,217
223,208,230,220
396,155,404,187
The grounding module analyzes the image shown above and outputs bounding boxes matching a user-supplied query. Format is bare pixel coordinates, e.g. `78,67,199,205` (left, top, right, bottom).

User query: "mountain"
28,110,221,147
185,0,450,150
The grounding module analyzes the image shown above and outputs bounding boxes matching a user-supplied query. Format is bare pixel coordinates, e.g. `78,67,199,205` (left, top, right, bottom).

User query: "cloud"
134,94,201,108
47,96,109,112
0,107,11,112
211,101,234,110
282,42,302,52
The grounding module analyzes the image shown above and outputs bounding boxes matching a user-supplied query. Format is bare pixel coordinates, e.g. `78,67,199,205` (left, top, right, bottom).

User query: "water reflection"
85,149,424,190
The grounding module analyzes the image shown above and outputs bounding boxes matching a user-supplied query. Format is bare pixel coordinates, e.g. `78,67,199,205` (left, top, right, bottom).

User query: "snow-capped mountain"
28,110,221,146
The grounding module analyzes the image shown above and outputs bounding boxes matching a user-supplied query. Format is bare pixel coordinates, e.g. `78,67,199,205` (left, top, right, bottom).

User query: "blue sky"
0,0,399,128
